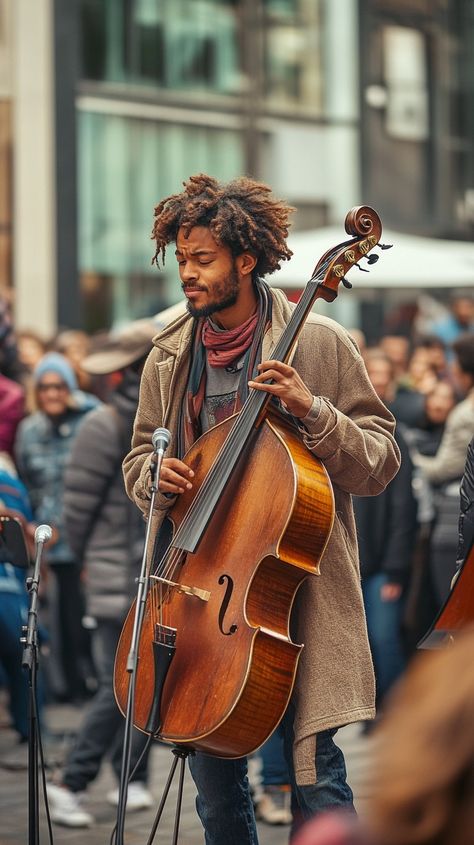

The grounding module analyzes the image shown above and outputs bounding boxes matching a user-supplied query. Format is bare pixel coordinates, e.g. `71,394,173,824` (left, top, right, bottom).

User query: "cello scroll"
312,205,387,303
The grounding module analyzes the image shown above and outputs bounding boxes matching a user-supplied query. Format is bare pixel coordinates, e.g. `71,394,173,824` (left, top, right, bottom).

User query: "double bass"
114,206,385,757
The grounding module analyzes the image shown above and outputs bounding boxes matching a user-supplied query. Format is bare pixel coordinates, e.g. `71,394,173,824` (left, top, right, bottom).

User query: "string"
149,245,342,628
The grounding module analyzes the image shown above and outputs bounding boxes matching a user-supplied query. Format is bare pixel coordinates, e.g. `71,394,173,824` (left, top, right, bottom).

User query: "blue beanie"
33,352,77,392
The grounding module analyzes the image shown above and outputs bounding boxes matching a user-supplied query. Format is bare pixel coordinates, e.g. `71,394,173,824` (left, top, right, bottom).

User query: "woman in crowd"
14,352,98,702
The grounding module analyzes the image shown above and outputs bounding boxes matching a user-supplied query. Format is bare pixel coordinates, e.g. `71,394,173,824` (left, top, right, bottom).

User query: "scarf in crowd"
177,278,273,457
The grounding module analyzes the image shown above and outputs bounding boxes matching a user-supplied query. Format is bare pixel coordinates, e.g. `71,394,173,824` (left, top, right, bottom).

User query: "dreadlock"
151,173,294,277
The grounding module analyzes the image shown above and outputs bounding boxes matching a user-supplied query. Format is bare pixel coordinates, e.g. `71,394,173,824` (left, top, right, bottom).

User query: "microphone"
35,524,53,545
22,523,53,670
152,427,171,455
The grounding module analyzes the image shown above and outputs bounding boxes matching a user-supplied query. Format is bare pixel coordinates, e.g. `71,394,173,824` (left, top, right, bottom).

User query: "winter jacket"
414,388,474,485
0,375,25,455
354,428,417,587
14,404,97,563
0,457,33,597
63,372,145,620
123,287,400,784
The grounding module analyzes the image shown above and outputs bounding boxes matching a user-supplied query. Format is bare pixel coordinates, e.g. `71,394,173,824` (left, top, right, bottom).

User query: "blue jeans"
259,723,290,787
362,573,406,705
188,704,353,845
0,592,30,739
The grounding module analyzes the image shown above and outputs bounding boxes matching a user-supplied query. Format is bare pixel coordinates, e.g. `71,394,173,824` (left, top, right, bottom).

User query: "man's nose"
180,261,198,282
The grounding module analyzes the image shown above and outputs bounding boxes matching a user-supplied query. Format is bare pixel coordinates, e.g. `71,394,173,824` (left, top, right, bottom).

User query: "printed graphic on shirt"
204,391,238,428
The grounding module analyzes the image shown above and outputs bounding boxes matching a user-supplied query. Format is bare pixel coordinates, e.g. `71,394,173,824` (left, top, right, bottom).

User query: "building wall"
5,0,473,333
360,0,474,239
0,0,13,295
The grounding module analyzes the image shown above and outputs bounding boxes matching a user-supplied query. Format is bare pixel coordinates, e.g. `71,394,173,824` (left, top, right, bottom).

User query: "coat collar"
153,288,295,360
153,310,194,356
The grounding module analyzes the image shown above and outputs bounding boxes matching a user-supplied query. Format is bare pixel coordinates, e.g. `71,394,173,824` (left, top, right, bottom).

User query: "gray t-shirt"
200,354,244,432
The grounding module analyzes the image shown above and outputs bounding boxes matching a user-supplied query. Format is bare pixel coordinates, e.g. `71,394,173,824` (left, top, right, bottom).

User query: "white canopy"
270,227,474,289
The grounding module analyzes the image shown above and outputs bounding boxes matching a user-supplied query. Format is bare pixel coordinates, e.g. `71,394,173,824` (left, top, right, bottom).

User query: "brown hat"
81,319,158,375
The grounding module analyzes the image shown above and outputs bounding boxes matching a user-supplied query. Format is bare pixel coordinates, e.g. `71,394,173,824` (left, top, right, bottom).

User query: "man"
123,174,400,844
47,320,158,827
353,348,417,711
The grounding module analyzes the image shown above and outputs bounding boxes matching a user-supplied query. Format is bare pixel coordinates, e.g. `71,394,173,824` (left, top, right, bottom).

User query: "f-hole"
218,574,238,635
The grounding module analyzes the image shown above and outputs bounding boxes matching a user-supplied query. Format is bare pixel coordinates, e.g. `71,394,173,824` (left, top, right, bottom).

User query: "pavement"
0,694,376,845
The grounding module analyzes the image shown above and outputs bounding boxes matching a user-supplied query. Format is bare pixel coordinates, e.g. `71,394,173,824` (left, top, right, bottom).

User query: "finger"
258,360,294,375
249,369,286,384
247,381,282,395
159,479,189,494
160,468,193,489
163,458,194,477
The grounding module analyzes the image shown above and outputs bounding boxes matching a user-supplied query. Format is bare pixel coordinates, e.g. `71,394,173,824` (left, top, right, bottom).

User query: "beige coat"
123,288,400,783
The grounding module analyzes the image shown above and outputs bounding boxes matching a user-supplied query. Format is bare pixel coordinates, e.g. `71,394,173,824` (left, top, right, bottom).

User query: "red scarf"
202,310,259,367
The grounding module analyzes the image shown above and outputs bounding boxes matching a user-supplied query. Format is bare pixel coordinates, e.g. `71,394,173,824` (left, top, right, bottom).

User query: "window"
78,110,244,327
80,0,243,95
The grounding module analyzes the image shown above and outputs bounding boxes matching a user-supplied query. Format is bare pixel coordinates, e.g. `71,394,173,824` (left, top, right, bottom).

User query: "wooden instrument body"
114,408,334,757
419,541,474,649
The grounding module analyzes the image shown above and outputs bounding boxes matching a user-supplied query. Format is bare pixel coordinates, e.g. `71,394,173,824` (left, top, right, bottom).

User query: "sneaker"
106,781,153,812
47,783,94,828
255,786,292,825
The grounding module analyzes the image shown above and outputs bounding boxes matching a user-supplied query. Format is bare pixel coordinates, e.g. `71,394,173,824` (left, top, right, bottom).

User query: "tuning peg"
379,243,393,250
342,277,353,289
355,263,369,273
366,254,379,265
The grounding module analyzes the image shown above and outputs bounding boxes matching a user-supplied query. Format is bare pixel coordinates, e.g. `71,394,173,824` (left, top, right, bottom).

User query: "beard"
184,264,240,319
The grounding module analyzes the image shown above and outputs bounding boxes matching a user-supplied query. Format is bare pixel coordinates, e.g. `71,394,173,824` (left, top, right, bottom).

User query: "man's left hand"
249,360,314,419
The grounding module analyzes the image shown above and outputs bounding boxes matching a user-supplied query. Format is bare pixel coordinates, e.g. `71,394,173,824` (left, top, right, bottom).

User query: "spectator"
411,334,474,603
0,452,44,748
430,294,474,347
355,349,418,711
402,380,457,650
381,336,426,428
54,329,94,394
16,330,48,374
0,294,24,383
405,347,438,396
414,332,474,484
413,335,449,380
0,374,25,457
347,329,366,354
14,352,98,702
47,319,157,828
379,334,410,381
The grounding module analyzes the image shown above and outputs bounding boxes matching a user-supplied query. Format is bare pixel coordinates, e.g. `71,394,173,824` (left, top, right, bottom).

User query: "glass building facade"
76,0,344,328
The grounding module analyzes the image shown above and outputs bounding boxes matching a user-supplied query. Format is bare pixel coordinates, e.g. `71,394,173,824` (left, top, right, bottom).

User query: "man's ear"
236,252,257,278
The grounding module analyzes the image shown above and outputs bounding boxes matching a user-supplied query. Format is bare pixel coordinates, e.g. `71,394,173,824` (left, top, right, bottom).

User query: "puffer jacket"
63,371,145,620
14,404,96,563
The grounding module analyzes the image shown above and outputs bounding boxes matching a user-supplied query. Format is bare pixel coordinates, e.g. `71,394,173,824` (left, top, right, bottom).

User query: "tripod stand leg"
28,655,39,845
146,747,192,845
172,752,187,845
146,751,180,845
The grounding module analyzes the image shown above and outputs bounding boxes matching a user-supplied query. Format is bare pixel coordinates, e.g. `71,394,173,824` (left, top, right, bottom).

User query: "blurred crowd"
0,290,473,838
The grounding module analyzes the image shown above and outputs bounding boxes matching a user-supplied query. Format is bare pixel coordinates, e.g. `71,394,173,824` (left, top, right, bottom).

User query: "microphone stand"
114,441,167,845
21,525,52,845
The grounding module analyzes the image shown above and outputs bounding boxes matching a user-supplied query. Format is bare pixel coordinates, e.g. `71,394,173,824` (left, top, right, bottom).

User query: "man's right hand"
158,458,194,495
